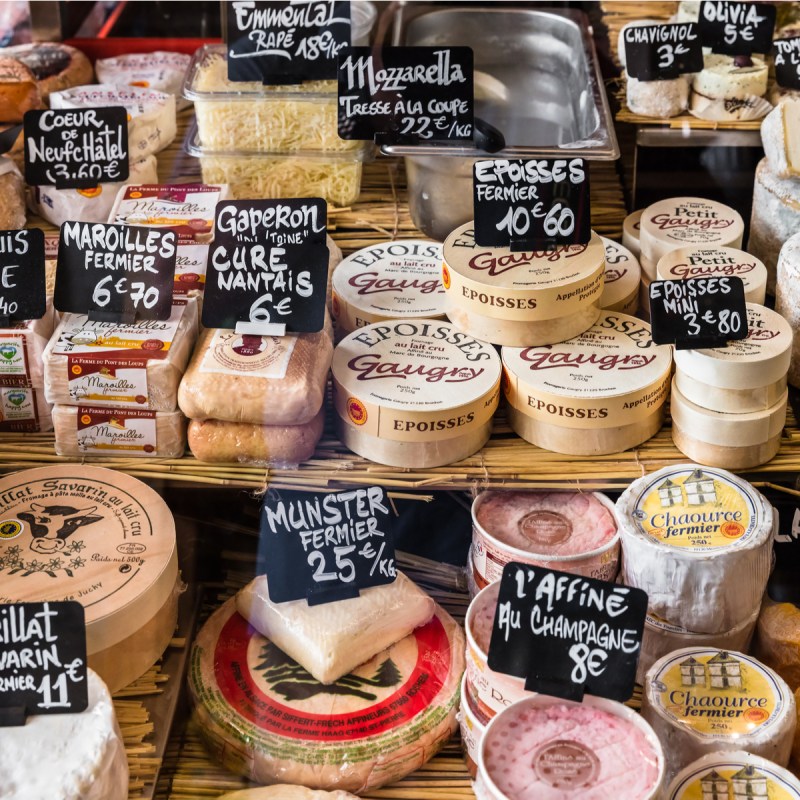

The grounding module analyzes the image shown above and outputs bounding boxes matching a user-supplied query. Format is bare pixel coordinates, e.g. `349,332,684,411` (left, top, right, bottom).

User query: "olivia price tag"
0,601,88,726
225,0,351,83
258,486,396,605
774,36,800,90
0,229,46,324
623,22,704,81
487,563,647,702
698,1,776,55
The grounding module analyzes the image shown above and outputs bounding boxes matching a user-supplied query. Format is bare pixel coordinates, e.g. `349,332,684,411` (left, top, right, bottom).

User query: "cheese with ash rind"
95,50,191,110
50,83,176,157
643,648,796,783
657,245,767,304
236,571,435,685
623,210,643,258
617,465,774,633
601,237,641,314
754,601,800,693
0,669,128,800
0,299,55,387
189,597,464,793
762,99,800,179
43,298,199,411
775,232,800,387
441,222,605,347
667,750,800,800
331,319,501,468
502,311,672,456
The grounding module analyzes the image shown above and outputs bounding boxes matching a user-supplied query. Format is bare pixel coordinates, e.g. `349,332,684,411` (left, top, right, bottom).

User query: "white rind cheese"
601,237,641,313
690,54,770,121
643,648,796,784
0,669,128,800
775,232,800,388
617,465,774,633
762,98,800,179
628,74,690,118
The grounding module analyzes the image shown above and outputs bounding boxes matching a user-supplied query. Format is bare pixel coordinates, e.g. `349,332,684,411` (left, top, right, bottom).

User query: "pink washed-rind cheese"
475,491,617,557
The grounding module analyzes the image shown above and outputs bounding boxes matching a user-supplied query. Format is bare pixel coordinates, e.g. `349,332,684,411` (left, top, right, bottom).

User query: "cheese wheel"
617,465,773,633
0,669,128,800
0,55,40,122
754,601,800,692
189,598,463,793
643,648,796,783
623,210,643,259
627,74,690,118
639,269,653,321
762,98,800,179
601,237,641,314
2,43,93,101
775,232,800,387
692,53,768,98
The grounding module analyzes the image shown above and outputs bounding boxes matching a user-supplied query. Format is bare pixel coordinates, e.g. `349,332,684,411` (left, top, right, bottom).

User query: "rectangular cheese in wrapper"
43,298,199,411
236,571,435,685
0,386,52,431
53,405,187,458
178,316,333,426
0,298,55,387
95,51,191,110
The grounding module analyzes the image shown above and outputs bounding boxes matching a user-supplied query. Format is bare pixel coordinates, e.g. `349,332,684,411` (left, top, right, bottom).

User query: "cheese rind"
775,232,800,387
627,74,690,118
236,571,435,685
762,99,800,178
754,601,800,693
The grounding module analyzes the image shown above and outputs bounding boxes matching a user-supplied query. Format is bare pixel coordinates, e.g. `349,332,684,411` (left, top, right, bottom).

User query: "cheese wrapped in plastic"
95,51,191,110
0,299,55,387
0,386,51,432
236,571,435,684
43,298,198,411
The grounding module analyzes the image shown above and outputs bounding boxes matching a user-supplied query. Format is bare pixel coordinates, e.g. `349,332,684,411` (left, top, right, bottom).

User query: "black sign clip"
0,706,25,727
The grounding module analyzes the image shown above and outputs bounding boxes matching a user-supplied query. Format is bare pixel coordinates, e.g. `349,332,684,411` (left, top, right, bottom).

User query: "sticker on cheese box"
23,107,130,189
258,486,396,605
225,0,352,83
623,23,704,81
698,1,776,55
205,199,328,334
669,755,800,800
0,230,46,324
487,562,647,702
472,158,591,251
55,221,177,322
0,387,44,432
0,601,88,726
774,36,800,90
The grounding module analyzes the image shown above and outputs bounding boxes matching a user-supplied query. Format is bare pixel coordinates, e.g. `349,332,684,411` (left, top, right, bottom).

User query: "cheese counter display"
6,2,800,799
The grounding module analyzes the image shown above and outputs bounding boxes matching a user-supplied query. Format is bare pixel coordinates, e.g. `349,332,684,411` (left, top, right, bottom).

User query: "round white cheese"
762,98,800,179
0,669,128,800
331,319,501,467
692,54,768,99
775,231,800,388
667,750,800,800
189,597,464,793
0,465,179,692
640,197,744,267
643,648,796,784
657,245,767,304
617,465,774,633
627,74,690,119
601,237,641,314
331,240,445,337
441,222,605,347
623,209,643,259
502,311,672,455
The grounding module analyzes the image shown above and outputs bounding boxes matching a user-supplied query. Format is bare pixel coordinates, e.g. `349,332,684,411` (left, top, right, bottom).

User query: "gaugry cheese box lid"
331,240,446,333
668,751,800,799
442,222,605,322
601,237,641,310
332,319,501,444
502,311,672,429
0,465,177,653
623,209,643,258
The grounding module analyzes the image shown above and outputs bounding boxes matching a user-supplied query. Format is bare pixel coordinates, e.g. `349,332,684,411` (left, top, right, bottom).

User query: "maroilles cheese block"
600,237,641,315
178,315,333,426
0,465,180,693
617,465,774,634
43,298,199,412
189,597,464,793
643,648,796,783
0,298,56,387
667,750,800,800
502,311,672,456
331,239,446,338
331,319,502,468
236,571,435,684
441,222,605,347
218,790,358,800
0,669,128,800
478,695,665,800
95,51,191,110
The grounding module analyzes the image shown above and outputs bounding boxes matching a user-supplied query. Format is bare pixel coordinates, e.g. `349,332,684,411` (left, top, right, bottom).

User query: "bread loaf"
0,156,25,230
0,56,40,122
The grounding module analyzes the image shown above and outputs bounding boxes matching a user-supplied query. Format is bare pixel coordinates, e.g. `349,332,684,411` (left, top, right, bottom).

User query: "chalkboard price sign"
649,276,749,349
698,1,776,56
774,36,800,90
623,23,704,81
487,563,647,702
0,229,46,324
0,601,88,726
24,107,129,190
226,0,352,84
472,158,591,250
258,486,397,605
338,46,474,144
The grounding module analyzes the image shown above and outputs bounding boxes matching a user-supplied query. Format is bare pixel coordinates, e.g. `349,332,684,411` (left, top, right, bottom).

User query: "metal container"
380,7,619,240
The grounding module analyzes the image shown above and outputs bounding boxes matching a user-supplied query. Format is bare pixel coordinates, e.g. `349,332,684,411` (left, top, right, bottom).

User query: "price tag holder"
487,563,647,702
23,107,129,190
338,46,474,144
649,276,748,349
698,1,776,55
258,486,397,605
225,0,351,84
55,222,177,322
472,158,590,250
0,601,88,726
0,229,46,326
204,198,328,334
773,36,800,90
623,22,704,81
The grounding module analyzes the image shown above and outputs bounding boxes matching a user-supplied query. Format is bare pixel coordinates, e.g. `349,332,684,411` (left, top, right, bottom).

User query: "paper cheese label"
199,329,297,378
669,757,800,799
0,388,41,432
76,406,157,454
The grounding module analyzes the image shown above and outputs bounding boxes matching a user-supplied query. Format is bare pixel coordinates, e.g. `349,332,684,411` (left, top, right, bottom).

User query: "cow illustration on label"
18,502,102,555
